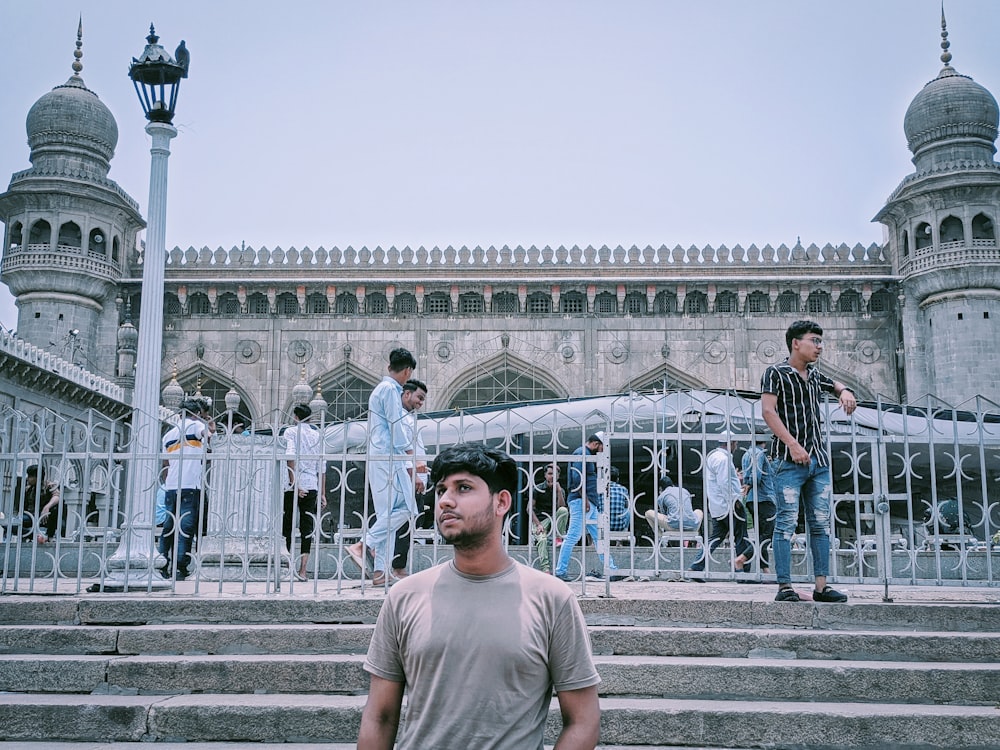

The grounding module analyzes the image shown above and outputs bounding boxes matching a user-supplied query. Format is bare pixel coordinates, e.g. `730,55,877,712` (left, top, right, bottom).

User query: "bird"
175,40,190,77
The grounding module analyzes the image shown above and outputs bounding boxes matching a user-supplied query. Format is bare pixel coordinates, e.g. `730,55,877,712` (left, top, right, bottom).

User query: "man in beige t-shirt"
358,443,601,750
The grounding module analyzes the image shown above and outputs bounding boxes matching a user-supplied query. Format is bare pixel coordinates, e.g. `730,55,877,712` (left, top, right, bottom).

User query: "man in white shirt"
689,432,753,576
158,397,215,580
283,403,325,581
390,378,428,579
348,347,418,586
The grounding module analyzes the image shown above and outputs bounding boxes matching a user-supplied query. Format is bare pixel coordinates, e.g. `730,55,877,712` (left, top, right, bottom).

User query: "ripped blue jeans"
770,457,832,585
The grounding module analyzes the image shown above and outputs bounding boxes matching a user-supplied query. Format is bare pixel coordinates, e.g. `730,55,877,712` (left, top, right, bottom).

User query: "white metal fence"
2,391,998,596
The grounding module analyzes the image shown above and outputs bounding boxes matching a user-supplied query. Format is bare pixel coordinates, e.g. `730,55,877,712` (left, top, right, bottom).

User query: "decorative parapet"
7,166,141,213
883,160,1000,204
0,327,125,405
149,241,889,272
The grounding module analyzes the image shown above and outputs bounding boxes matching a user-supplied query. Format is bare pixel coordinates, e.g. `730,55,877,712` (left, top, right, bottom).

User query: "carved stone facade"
2,20,999,422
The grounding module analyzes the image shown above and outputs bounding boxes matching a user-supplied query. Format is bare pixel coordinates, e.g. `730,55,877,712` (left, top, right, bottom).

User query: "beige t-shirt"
364,559,600,749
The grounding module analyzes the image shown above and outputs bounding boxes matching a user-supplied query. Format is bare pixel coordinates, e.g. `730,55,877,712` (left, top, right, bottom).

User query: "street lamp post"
103,26,188,590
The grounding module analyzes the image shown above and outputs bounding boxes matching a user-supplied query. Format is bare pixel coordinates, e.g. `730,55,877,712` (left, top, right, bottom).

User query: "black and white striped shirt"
761,359,836,466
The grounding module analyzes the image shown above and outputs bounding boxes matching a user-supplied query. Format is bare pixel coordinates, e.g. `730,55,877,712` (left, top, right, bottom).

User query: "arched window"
164,293,182,316
837,289,862,313
88,227,106,257
175,373,253,429
7,221,23,250
247,293,270,315
425,292,451,314
594,292,617,315
899,230,909,258
112,236,121,264
305,293,329,314
276,292,299,315
57,221,82,248
218,293,241,316
806,290,831,314
939,215,963,244
869,289,895,314
188,292,211,315
459,292,484,313
624,291,646,315
560,291,586,314
492,291,518,314
776,291,800,313
684,291,707,315
972,213,995,242
746,291,769,314
915,221,933,250
28,220,51,246
654,291,677,314
336,293,358,314
395,293,417,315
715,290,738,314
321,370,378,422
526,292,551,314
367,292,388,314
449,366,561,409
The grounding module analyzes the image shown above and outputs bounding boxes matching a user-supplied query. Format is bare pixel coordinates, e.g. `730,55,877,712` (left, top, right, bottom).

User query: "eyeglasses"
799,336,823,346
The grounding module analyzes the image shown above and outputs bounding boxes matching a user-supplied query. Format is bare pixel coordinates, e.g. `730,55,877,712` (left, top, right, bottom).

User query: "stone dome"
904,67,999,156
26,75,119,169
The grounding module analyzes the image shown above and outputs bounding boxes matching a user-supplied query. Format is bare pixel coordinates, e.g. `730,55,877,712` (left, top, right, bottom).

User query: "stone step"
2,652,998,705
2,694,998,748
6,622,1000,663
4,595,998,632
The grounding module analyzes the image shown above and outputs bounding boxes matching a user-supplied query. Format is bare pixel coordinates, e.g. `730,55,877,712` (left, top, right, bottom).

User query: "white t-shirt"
283,421,322,492
162,417,209,491
364,560,600,750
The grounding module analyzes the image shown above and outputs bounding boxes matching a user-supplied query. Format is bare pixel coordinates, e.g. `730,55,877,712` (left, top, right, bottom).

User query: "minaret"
0,20,145,378
874,9,1000,404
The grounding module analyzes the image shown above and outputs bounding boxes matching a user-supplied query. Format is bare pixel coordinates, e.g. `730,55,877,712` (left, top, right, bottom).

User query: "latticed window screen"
654,292,677,314
336,293,357,314
305,294,329,314
322,372,376,422
425,293,451,314
459,293,484,313
560,293,585,313
449,364,560,409
219,294,241,315
395,293,417,314
527,293,551,314
493,292,518,314
367,293,387,314
747,291,769,314
807,291,831,314
838,290,861,313
595,293,617,315
248,293,270,314
715,291,737,313
685,292,708,315
869,289,894,314
776,291,800,313
624,293,646,315
277,293,299,315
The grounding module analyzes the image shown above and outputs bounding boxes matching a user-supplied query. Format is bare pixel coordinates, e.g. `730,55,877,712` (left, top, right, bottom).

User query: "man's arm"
357,674,404,749
832,382,858,415
553,684,601,749
761,392,809,465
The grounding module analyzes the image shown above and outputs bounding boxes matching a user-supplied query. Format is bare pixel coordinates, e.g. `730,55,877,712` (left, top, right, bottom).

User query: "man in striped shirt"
761,320,857,603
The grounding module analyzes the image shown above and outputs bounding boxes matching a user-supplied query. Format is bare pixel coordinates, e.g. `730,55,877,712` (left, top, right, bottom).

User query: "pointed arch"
170,363,259,427
439,351,568,410
619,362,709,394
314,361,381,422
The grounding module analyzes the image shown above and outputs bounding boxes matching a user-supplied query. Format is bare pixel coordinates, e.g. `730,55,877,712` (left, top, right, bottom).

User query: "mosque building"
1,15,999,425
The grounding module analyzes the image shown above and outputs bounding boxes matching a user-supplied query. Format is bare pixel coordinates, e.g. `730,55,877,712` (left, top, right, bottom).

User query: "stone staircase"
1,589,999,749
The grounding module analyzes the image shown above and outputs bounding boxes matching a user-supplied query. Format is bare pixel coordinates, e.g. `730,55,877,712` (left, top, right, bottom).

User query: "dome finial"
72,16,84,76
939,2,953,69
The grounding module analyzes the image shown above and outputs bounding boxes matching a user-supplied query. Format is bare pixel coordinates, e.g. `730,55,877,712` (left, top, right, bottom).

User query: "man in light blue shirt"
348,348,418,585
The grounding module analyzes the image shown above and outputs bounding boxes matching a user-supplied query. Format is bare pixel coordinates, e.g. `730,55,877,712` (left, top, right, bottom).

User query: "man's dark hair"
610,466,620,482
429,443,518,496
180,397,210,415
403,378,427,393
388,347,417,372
658,475,674,491
26,464,40,479
293,403,312,421
785,320,823,351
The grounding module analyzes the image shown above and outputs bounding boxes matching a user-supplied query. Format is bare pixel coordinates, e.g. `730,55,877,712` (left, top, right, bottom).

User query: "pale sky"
2,0,999,333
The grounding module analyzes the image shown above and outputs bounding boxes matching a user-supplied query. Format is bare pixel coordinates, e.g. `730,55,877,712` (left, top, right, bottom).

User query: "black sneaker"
813,586,847,603
774,587,801,602
555,573,574,583
609,574,634,582
585,570,605,581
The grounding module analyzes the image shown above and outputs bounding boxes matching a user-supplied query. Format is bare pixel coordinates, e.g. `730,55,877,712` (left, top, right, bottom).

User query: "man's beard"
437,503,496,551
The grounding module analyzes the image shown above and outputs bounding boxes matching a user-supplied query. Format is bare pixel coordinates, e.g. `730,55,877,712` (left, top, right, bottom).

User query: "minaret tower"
0,21,145,376
874,10,1000,404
